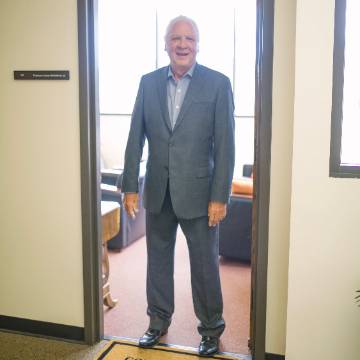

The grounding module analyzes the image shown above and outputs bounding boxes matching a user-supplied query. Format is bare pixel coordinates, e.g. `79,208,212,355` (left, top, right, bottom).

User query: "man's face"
165,21,198,73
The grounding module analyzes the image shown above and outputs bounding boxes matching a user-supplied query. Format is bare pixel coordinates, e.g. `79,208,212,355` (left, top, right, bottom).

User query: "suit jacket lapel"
172,64,204,133
156,67,172,132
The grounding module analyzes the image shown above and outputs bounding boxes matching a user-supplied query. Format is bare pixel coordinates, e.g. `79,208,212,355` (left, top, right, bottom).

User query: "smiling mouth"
176,52,189,57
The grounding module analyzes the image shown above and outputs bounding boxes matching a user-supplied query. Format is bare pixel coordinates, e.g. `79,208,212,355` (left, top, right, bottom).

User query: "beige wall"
266,0,296,355
286,0,360,359
0,0,84,326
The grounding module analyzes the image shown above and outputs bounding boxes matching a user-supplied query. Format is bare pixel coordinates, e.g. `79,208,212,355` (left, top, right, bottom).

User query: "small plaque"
14,70,70,80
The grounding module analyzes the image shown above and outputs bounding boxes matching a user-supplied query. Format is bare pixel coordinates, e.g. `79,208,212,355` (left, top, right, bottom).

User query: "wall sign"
14,70,70,80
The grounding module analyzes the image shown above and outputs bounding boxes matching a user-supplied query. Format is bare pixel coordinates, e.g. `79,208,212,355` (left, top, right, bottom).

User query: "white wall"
286,0,360,359
266,0,296,354
0,0,84,326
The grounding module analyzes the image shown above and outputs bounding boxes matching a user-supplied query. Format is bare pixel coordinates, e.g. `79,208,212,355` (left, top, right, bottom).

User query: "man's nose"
178,36,188,48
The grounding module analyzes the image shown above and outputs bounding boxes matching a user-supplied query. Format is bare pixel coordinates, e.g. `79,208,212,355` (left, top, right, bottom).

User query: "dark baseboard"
265,353,285,360
0,315,84,342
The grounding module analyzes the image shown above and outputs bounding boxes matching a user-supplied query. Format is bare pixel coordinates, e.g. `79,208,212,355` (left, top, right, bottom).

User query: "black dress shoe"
138,328,167,348
198,336,219,356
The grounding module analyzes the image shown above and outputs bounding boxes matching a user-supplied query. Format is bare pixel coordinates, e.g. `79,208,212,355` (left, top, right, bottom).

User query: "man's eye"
171,36,181,41
186,37,195,42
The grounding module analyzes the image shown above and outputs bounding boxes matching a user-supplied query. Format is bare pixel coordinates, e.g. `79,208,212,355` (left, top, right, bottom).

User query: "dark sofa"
219,165,253,262
101,162,146,251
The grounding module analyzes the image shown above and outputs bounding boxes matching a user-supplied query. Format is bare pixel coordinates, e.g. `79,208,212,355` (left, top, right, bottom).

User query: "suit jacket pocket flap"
196,166,210,178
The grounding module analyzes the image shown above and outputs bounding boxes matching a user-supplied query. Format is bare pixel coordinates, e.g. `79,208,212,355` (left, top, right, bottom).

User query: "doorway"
77,0,274,358
99,0,254,355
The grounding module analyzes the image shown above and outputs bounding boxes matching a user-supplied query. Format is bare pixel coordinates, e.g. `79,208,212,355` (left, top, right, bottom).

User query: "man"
122,15,235,356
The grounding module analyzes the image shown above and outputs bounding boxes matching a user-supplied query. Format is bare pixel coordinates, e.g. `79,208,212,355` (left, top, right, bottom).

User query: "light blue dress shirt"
167,63,196,129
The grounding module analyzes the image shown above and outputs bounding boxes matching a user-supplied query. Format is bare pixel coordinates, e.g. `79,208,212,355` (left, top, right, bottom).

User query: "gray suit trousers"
146,185,225,337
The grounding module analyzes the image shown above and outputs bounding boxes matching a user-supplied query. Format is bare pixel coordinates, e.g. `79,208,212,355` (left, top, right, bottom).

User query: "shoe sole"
199,351,218,357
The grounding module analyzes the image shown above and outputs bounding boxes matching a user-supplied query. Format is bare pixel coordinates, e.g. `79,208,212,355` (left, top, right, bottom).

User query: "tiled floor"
0,332,107,360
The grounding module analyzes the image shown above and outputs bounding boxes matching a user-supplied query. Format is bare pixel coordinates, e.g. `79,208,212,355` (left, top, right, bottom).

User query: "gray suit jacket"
122,63,235,219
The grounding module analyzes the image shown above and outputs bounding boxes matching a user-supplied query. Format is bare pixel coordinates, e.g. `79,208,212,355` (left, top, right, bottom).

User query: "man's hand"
123,193,139,219
208,201,227,227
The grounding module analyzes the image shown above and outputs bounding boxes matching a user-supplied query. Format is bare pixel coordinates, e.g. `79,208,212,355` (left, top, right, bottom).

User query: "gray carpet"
0,331,107,360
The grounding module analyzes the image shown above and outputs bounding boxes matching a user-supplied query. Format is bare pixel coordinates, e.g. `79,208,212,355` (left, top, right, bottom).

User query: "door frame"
249,1,274,358
77,1,274,359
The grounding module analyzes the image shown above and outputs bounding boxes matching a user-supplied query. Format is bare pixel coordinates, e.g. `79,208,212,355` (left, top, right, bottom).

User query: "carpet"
96,339,247,360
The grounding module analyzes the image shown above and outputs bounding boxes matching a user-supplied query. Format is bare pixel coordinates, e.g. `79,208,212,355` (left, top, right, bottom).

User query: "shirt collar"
168,62,196,80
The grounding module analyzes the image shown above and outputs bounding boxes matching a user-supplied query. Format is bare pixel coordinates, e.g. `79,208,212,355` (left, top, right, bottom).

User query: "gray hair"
164,15,200,42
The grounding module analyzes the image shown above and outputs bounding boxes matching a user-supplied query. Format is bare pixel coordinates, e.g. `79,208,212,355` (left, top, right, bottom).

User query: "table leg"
102,242,118,308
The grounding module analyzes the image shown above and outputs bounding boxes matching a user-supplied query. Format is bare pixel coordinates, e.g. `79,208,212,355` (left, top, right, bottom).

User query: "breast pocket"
188,101,214,130
191,100,212,112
